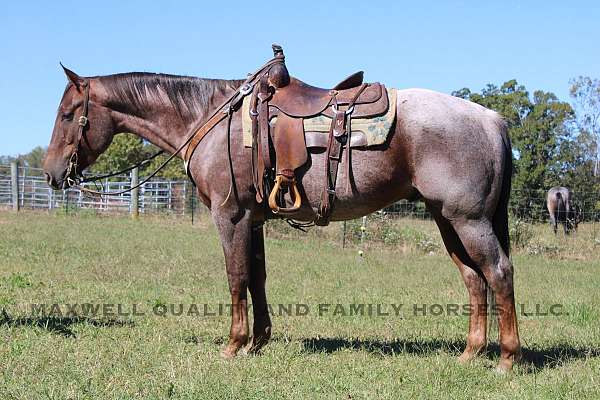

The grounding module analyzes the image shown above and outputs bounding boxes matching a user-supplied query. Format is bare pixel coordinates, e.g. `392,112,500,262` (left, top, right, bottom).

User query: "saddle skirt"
242,87,397,148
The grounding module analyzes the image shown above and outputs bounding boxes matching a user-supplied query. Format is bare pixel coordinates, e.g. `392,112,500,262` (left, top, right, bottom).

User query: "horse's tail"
556,192,565,218
489,117,512,340
492,118,511,257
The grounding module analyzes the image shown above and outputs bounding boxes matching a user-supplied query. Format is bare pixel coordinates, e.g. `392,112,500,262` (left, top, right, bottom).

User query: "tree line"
4,76,599,218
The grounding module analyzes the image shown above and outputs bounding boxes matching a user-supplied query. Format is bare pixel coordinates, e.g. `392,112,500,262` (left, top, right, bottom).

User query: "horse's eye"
61,112,74,121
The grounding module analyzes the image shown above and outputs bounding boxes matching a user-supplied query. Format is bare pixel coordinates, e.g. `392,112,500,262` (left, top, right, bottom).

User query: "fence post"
131,167,139,219
190,182,196,225
10,161,19,212
359,216,367,258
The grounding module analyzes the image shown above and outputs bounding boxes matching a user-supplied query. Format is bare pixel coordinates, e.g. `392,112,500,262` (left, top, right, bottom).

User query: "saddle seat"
269,76,387,119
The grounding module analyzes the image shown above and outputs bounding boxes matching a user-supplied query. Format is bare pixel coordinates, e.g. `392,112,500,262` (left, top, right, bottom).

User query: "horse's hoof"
457,352,475,364
494,362,512,374
457,346,484,364
242,341,264,356
239,342,252,356
495,355,519,373
219,348,237,360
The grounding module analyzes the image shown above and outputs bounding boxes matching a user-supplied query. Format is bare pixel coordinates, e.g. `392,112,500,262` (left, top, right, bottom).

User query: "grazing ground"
0,211,599,399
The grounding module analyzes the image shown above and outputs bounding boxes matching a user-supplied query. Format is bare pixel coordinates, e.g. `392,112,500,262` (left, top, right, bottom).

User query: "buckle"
239,83,253,96
78,116,88,127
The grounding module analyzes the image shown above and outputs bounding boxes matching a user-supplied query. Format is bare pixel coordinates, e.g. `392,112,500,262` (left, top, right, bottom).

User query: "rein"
66,53,285,196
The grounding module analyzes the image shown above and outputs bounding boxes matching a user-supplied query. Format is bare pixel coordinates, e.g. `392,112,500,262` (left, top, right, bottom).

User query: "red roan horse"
43,58,521,371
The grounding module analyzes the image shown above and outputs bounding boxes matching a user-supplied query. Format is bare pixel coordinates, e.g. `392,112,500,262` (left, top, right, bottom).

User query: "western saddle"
248,45,389,225
183,45,390,226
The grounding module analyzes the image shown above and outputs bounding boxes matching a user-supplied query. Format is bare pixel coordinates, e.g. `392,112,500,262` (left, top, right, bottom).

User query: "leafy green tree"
569,76,600,176
90,133,186,180
90,133,147,174
140,144,187,180
17,146,47,169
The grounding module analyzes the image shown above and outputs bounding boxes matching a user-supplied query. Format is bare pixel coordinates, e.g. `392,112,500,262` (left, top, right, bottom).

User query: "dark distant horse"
43,61,520,371
547,186,578,234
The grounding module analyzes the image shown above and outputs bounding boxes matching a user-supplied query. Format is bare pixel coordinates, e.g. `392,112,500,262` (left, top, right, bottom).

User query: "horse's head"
43,65,115,189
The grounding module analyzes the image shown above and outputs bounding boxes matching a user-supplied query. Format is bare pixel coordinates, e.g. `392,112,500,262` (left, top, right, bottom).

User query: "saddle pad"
242,88,397,148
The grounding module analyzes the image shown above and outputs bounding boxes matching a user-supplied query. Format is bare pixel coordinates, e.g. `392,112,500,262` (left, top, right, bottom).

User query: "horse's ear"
60,62,84,90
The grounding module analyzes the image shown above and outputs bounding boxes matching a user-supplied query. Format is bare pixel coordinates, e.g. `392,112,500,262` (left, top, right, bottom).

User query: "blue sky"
1,1,598,155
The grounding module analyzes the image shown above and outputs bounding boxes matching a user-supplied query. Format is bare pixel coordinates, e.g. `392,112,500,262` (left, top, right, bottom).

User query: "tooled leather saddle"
250,45,389,226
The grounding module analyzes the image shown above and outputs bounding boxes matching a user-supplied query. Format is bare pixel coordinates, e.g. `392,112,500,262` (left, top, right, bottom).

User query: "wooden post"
131,167,139,219
10,161,19,212
190,182,195,225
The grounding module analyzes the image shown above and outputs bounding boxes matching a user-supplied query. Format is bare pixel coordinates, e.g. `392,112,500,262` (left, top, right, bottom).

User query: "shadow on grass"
301,337,600,370
0,310,134,338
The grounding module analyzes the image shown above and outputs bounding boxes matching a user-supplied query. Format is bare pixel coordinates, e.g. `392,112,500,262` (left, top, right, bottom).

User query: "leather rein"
65,55,284,196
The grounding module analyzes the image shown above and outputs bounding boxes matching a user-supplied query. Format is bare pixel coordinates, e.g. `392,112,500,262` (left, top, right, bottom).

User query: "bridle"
64,80,91,188
62,51,285,196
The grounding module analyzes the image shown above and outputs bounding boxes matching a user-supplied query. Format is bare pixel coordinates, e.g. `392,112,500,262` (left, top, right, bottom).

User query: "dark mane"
98,73,244,119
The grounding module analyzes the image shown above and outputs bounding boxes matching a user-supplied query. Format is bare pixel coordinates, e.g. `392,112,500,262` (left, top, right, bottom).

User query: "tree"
90,133,186,180
140,149,187,180
90,133,147,174
569,76,600,176
17,146,47,169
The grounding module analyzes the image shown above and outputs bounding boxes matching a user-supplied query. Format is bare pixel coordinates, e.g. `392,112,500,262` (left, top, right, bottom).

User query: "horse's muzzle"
45,172,60,189
44,170,70,190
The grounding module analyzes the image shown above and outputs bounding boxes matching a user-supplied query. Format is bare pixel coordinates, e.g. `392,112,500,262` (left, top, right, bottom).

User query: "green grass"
0,211,599,399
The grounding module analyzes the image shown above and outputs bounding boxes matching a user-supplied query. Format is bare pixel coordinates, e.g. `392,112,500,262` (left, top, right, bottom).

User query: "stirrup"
268,175,302,214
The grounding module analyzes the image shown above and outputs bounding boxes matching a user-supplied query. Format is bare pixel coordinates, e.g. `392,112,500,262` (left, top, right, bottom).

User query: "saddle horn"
269,44,290,88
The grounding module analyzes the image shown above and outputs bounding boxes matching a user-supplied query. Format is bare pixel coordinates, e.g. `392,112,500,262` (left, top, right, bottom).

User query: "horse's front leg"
246,224,271,353
213,209,252,359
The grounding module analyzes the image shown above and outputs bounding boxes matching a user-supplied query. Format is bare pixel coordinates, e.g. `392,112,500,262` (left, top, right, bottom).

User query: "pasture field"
0,211,599,399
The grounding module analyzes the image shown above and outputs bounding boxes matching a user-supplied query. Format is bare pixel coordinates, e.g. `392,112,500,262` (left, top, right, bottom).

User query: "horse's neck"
108,106,191,154
98,80,220,156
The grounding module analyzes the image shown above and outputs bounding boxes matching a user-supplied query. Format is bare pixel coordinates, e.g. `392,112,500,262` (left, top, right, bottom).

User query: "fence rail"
0,164,193,215
1,163,599,223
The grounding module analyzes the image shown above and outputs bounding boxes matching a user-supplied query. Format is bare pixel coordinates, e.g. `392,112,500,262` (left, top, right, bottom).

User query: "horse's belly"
286,144,415,221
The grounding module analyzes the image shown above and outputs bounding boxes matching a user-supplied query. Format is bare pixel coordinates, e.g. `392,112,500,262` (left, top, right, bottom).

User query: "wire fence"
1,163,599,224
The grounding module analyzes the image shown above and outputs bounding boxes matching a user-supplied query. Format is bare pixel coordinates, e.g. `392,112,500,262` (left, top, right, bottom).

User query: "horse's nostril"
45,172,56,187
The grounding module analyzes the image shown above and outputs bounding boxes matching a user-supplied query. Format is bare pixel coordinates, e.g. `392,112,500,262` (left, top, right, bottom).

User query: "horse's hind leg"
429,208,487,362
246,224,272,353
451,218,521,372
